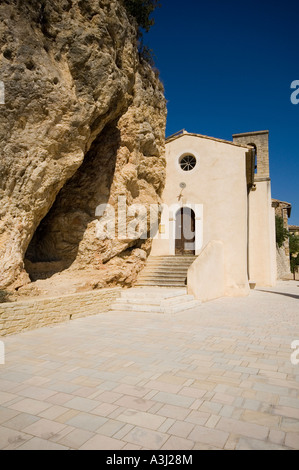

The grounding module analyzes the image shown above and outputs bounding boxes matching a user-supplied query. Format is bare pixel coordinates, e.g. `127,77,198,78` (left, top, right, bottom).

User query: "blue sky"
146,0,299,224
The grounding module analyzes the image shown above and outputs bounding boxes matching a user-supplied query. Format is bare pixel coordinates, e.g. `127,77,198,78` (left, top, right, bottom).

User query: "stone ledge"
0,288,122,337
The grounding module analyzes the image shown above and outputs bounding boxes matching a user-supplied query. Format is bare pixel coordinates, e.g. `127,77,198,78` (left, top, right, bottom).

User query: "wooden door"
175,208,195,255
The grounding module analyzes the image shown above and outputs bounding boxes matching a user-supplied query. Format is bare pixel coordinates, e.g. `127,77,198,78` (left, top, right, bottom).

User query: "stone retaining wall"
276,246,291,279
0,288,121,336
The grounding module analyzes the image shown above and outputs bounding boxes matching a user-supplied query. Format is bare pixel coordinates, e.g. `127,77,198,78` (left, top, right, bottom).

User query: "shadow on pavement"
256,289,299,300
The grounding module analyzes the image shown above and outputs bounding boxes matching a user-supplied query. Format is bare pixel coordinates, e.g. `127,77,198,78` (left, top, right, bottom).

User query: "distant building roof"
272,199,292,218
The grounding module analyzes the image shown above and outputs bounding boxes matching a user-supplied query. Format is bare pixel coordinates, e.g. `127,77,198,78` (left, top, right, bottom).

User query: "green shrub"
289,232,299,254
123,0,161,32
275,216,289,248
0,290,9,303
290,254,299,275
138,43,155,66
289,233,299,275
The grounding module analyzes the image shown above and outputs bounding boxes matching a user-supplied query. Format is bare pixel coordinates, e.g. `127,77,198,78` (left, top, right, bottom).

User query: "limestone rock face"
0,0,166,291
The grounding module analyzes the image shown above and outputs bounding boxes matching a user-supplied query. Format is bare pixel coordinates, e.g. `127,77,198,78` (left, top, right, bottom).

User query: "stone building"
271,199,292,279
149,130,277,301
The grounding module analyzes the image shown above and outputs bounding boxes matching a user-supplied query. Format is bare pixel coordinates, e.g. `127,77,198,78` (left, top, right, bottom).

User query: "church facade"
151,130,277,300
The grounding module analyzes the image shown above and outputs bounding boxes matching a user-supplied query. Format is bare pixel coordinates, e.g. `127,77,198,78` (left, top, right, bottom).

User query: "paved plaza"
0,280,298,450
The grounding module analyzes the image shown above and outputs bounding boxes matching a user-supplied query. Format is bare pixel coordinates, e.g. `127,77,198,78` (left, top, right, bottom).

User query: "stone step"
135,255,197,288
142,268,191,274
148,255,197,257
109,286,201,314
167,300,200,313
135,281,187,287
139,267,190,272
138,274,188,280
140,266,189,270
110,303,165,313
145,260,195,266
137,279,187,284
141,263,192,269
136,278,187,284
138,274,188,279
147,256,196,260
120,287,187,299
146,256,196,260
113,294,194,307
140,266,191,272
162,294,195,305
110,299,200,314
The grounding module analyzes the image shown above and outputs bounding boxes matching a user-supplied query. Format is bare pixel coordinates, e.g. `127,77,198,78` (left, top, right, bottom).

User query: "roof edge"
272,198,292,207
232,130,269,138
166,132,253,149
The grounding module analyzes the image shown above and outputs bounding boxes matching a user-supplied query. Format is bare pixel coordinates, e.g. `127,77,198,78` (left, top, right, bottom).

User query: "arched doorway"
175,207,195,255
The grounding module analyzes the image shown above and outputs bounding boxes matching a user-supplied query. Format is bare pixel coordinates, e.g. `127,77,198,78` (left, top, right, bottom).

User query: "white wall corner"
187,240,225,302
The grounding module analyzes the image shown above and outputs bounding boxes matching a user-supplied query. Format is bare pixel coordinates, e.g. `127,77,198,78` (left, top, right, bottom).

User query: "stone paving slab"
0,280,298,450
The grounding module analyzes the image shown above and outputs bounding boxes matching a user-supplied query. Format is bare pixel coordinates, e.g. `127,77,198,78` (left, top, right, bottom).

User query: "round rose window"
179,155,196,171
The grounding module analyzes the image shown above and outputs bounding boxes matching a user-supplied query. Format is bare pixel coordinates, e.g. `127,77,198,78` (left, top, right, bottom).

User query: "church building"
149,130,277,301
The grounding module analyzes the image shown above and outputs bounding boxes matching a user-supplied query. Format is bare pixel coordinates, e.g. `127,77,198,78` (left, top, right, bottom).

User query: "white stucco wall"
248,181,277,286
151,134,250,296
187,240,226,302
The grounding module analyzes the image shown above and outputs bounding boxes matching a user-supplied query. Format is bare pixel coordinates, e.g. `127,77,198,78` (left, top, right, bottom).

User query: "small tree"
123,1,161,66
275,215,289,248
123,0,161,33
289,232,299,279
290,255,299,278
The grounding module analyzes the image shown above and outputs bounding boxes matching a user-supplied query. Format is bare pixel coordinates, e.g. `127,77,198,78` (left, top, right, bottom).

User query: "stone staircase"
135,255,197,287
109,287,201,314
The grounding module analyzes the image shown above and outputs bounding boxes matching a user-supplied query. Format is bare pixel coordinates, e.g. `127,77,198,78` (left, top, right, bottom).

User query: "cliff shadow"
25,120,120,281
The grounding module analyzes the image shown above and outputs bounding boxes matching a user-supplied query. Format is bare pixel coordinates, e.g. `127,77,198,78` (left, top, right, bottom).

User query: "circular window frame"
178,153,197,172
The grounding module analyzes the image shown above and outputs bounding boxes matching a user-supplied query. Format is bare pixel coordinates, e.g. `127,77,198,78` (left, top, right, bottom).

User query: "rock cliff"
0,0,166,293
